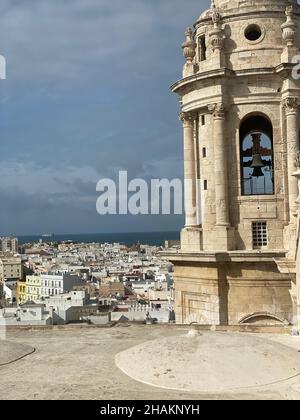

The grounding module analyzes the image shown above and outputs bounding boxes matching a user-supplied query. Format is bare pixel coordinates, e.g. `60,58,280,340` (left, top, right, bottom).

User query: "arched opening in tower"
240,115,274,196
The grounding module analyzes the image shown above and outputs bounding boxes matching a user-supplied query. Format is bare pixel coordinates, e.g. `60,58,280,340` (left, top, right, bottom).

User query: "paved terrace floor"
0,325,300,400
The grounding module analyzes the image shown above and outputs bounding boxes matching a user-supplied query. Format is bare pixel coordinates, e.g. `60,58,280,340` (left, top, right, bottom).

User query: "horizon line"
3,230,181,238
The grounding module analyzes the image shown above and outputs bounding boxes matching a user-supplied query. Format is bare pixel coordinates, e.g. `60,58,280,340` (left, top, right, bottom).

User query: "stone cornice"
194,9,300,29
275,62,295,78
161,250,287,264
234,67,277,77
171,67,278,95
171,68,232,94
180,95,281,114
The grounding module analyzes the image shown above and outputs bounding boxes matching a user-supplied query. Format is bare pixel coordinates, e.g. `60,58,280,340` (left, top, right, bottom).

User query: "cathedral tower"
168,0,300,325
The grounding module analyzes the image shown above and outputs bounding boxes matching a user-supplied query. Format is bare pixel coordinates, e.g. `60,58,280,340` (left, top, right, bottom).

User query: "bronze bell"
250,154,265,169
251,167,264,178
250,154,265,178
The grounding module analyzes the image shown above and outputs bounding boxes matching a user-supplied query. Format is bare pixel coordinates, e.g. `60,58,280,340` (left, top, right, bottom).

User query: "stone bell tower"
166,0,300,325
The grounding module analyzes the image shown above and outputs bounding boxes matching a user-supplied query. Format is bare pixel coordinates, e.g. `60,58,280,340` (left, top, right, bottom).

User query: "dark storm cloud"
0,0,210,234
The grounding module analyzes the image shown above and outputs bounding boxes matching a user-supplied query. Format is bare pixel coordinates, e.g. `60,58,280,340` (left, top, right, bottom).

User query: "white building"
3,281,17,305
40,273,84,298
43,290,98,325
0,305,53,326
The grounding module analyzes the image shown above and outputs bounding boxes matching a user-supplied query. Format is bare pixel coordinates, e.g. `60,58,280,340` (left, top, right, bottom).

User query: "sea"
18,231,180,247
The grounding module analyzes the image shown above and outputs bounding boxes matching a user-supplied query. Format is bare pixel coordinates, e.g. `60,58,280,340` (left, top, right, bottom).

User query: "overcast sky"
0,0,210,236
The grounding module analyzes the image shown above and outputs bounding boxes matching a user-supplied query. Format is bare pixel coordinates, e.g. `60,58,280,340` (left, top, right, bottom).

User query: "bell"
250,154,265,169
251,167,264,178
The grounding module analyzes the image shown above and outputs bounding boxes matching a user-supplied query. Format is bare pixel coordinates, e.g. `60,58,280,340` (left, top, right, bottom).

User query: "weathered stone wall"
174,263,220,325
174,261,292,325
226,262,292,324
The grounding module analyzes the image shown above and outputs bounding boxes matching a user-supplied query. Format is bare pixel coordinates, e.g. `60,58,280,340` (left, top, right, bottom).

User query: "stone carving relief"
282,97,300,114
208,103,226,118
209,2,224,52
179,112,195,126
295,151,300,169
182,28,196,64
282,5,296,47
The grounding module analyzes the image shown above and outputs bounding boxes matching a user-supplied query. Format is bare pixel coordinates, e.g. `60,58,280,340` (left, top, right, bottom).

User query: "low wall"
111,310,169,323
2,323,292,334
85,314,110,325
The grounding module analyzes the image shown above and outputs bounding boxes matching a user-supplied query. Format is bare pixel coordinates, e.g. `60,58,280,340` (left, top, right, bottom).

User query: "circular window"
245,24,262,42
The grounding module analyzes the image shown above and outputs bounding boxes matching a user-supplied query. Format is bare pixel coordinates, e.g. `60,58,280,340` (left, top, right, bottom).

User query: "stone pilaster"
209,103,230,227
180,112,202,252
180,112,197,228
283,97,300,220
208,103,234,251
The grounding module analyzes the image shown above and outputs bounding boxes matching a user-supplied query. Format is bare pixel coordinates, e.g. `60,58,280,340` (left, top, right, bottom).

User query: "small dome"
213,0,293,7
199,8,212,20
197,0,296,22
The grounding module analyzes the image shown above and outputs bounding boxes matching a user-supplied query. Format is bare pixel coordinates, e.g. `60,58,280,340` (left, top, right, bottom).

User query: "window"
199,36,206,61
245,24,262,42
252,222,268,248
240,115,274,196
202,148,207,158
201,115,205,126
204,180,208,191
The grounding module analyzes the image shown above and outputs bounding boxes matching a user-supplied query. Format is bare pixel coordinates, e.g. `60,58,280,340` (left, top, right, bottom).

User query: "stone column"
209,103,230,227
283,97,300,220
180,112,197,227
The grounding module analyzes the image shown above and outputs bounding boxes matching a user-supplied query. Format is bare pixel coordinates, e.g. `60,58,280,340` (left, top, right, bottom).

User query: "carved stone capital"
208,103,226,118
179,111,195,127
283,97,300,115
295,151,300,169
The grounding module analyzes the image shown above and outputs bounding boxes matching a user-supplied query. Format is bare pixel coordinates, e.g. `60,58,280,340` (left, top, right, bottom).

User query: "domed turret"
198,0,298,23
212,0,295,11
179,0,300,79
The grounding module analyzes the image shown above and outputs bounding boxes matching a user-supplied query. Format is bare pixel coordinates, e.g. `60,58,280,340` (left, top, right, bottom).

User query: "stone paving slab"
116,330,300,394
0,325,300,400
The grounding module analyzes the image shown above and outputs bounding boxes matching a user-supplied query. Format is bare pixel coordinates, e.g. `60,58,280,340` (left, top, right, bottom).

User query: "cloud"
0,0,208,86
0,0,209,234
